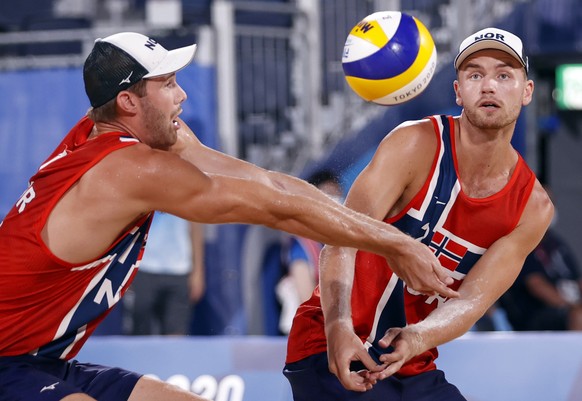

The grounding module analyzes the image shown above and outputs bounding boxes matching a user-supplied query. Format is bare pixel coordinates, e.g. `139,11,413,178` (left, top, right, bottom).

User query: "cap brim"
454,40,525,70
144,43,197,78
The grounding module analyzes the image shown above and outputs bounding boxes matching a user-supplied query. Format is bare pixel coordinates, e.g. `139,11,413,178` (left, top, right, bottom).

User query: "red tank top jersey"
0,116,152,359
286,115,536,377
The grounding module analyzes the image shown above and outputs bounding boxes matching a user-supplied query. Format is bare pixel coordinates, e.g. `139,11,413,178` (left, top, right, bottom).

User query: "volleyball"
342,11,437,106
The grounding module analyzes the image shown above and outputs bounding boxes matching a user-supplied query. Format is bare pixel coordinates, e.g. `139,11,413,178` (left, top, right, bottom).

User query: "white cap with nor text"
83,32,197,108
454,27,528,74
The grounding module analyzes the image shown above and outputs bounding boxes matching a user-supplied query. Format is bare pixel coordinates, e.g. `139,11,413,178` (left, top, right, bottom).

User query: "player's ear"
522,79,534,106
116,90,138,113
453,80,462,106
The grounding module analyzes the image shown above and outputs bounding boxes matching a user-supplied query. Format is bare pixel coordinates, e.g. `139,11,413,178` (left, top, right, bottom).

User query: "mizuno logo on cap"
119,71,133,85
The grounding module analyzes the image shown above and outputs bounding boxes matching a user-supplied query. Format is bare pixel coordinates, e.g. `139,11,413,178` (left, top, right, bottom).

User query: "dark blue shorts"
0,354,141,401
283,353,467,401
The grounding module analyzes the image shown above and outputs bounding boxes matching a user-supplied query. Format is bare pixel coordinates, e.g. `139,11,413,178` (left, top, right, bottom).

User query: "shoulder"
387,116,436,137
515,179,554,251
81,141,206,208
96,141,193,179
381,117,437,147
525,180,554,222
374,117,438,167
351,118,439,213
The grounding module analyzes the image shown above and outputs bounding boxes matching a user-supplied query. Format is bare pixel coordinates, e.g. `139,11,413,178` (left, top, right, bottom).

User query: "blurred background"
0,0,581,344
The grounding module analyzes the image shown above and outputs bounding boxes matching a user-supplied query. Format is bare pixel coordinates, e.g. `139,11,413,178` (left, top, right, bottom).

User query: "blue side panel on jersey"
342,13,420,80
368,280,405,359
37,216,152,357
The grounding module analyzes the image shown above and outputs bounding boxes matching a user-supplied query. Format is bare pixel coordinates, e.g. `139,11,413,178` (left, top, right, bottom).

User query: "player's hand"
368,327,420,381
326,321,385,392
385,236,459,299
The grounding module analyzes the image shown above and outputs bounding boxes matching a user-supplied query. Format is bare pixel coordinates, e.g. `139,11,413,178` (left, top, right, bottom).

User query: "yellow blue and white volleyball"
342,11,437,106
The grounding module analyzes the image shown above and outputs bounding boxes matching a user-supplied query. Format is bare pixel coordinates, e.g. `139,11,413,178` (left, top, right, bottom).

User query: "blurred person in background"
501,188,582,331
127,213,205,335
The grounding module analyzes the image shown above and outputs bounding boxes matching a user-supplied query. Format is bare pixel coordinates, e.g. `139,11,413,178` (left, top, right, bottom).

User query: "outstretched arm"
167,119,457,297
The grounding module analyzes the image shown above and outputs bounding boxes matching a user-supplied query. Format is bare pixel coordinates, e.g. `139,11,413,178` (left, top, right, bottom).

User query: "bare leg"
61,395,96,401
128,376,210,401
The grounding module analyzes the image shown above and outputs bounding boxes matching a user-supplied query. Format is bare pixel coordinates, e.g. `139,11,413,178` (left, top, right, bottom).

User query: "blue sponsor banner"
78,336,292,401
439,332,582,401
78,332,582,401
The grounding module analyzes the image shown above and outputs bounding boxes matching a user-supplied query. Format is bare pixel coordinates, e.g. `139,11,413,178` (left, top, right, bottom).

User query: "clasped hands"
327,324,421,392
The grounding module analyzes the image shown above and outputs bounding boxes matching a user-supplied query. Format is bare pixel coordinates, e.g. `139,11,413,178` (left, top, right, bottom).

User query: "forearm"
406,256,515,352
204,168,409,256
173,122,408,254
405,296,485,354
270,195,405,256
320,246,358,335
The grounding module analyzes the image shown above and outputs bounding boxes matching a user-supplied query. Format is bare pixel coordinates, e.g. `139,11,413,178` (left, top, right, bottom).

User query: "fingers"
336,366,374,392
411,277,459,299
372,358,404,380
433,267,460,298
435,282,460,299
434,264,454,286
331,347,385,392
357,369,379,386
392,245,460,299
378,327,401,349
358,348,386,373
372,332,406,380
420,266,459,299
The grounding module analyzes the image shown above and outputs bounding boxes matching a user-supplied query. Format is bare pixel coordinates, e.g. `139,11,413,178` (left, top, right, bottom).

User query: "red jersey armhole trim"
508,163,536,229
386,116,443,223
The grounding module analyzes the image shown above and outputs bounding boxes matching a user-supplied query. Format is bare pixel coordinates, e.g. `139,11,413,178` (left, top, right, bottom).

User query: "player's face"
454,49,533,131
139,74,187,150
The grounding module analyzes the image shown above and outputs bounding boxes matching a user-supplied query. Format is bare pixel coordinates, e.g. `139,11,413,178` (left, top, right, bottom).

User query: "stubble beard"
142,100,177,151
464,104,520,132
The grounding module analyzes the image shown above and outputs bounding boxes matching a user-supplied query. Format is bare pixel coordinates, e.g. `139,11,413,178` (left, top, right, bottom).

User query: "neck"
454,116,518,198
90,120,139,142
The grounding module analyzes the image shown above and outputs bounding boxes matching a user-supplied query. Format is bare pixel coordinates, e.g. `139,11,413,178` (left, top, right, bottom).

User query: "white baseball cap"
454,27,528,74
83,32,197,108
